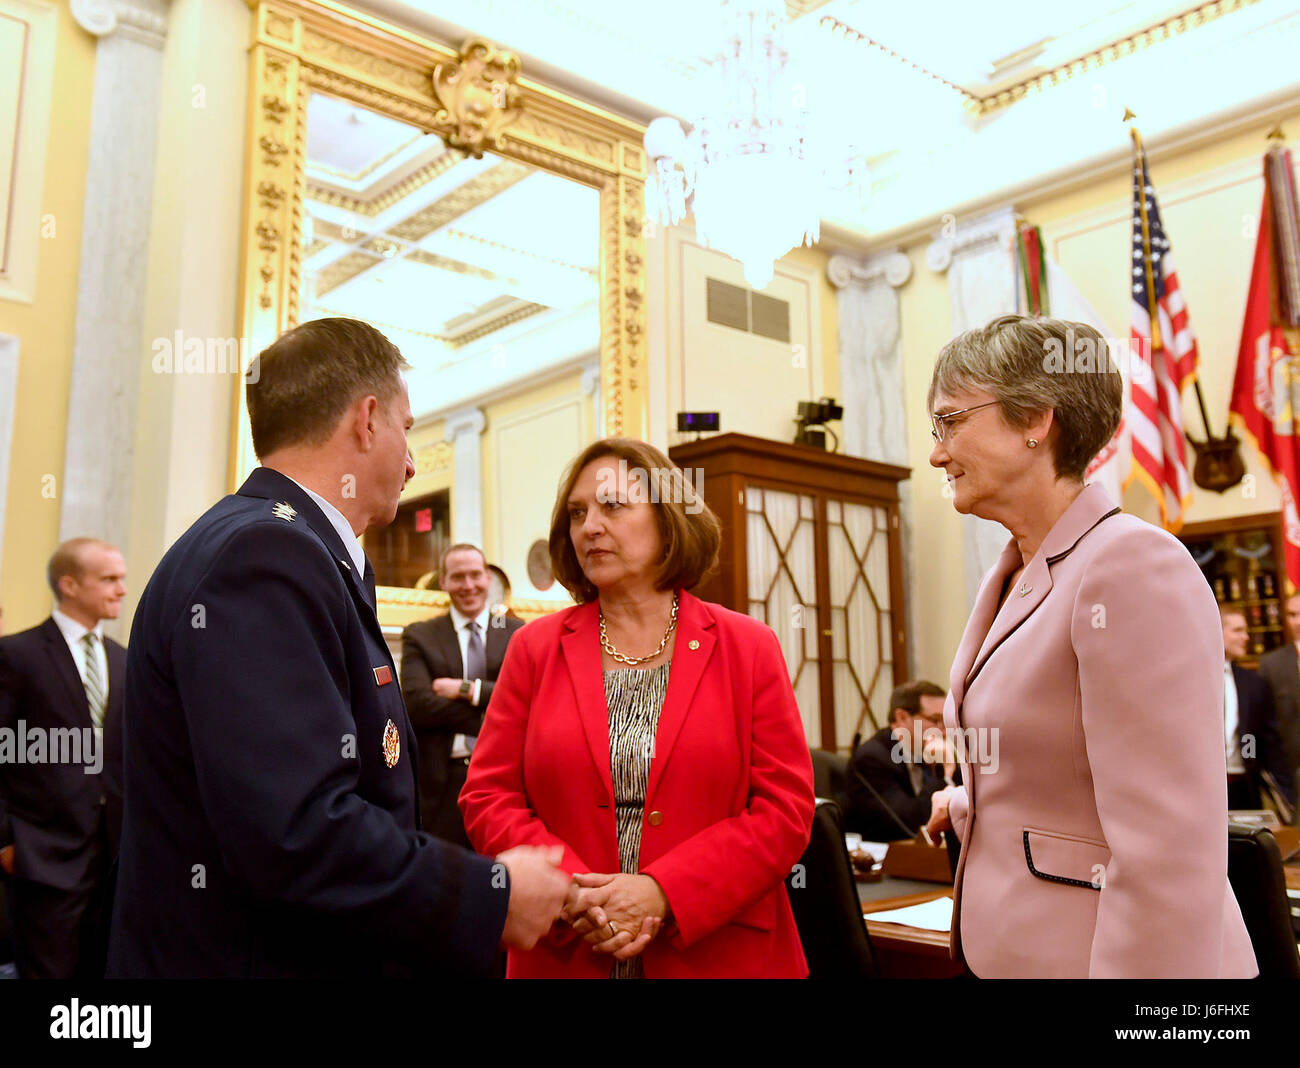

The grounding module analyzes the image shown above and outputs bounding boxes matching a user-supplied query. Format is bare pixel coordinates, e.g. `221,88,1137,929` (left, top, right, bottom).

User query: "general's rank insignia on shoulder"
382,719,401,768
272,501,297,522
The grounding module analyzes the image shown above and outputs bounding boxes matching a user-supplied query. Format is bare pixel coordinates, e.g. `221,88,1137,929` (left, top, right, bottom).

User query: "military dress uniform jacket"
107,467,507,978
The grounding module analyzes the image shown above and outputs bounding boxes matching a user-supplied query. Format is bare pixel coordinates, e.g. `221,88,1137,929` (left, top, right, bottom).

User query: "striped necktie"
464,621,486,753
81,632,106,730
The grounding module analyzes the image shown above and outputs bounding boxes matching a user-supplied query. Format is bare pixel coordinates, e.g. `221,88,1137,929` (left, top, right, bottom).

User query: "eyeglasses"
930,401,1000,443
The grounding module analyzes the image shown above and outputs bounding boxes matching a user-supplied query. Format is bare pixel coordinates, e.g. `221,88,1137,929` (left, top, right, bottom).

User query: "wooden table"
858,876,965,978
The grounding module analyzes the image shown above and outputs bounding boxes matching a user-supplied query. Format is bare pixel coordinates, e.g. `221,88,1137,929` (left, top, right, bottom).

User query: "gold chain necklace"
599,592,679,665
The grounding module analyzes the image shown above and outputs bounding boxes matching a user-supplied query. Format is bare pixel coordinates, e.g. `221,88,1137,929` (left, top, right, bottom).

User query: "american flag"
1128,135,1198,530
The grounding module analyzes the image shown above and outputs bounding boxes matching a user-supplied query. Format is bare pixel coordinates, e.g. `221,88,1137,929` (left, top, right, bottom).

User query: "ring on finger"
606,921,618,939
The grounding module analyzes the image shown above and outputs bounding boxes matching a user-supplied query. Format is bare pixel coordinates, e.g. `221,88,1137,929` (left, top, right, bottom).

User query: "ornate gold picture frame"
233,0,648,626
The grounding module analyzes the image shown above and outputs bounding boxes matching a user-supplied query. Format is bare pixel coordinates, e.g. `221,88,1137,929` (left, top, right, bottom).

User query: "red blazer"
459,589,814,978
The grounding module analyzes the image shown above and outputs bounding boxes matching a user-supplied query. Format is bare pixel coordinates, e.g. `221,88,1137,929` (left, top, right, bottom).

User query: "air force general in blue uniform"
107,318,567,977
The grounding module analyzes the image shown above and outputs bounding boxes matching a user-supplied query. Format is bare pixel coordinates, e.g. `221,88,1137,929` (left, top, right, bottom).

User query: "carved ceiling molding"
305,149,463,218
820,0,1262,116
387,161,531,242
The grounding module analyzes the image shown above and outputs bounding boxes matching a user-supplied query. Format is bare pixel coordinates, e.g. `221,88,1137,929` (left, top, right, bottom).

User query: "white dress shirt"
1223,661,1246,775
52,607,108,731
448,604,491,758
283,474,366,576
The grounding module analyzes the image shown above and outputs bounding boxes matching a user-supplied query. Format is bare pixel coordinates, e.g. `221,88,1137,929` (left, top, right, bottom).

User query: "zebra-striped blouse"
603,661,671,980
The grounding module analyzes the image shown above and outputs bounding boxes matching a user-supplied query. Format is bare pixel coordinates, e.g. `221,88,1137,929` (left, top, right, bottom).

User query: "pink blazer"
944,483,1257,978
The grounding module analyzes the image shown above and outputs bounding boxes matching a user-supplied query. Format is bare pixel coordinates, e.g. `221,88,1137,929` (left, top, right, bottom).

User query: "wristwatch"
458,679,473,698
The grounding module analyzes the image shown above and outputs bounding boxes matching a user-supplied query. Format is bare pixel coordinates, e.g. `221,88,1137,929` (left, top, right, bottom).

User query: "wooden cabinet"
1178,512,1289,667
669,433,910,752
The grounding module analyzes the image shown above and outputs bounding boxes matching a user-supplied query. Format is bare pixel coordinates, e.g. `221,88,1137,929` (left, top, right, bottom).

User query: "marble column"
926,205,1019,608
60,0,171,555
827,248,916,679
444,407,487,549
581,359,601,438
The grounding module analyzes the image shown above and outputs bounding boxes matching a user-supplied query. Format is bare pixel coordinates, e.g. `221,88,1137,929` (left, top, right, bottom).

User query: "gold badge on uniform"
382,719,401,768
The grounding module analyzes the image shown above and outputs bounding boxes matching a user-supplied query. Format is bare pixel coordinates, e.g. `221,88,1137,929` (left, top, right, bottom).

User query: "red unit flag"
1228,143,1300,593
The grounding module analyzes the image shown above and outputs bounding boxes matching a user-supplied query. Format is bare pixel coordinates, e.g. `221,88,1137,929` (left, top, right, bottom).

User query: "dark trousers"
8,817,113,979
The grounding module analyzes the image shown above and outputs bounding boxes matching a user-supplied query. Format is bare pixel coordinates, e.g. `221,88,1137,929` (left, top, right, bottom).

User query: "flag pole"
1127,118,1163,352
1127,111,1243,492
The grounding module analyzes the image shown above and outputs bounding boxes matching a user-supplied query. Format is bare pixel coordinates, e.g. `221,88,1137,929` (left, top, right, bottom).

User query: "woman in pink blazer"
924,315,1256,978
459,438,814,977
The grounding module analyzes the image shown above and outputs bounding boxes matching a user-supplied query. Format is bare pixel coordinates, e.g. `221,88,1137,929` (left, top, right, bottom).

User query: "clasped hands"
561,872,668,961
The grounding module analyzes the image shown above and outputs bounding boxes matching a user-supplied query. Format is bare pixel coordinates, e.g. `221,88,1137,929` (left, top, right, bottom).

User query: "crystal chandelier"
643,1,863,290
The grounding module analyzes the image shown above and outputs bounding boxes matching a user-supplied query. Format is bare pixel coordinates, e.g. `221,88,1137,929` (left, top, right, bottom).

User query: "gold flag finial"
1267,124,1286,141
1122,107,1136,122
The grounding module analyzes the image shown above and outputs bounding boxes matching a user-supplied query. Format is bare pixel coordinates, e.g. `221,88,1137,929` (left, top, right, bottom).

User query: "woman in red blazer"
459,438,814,978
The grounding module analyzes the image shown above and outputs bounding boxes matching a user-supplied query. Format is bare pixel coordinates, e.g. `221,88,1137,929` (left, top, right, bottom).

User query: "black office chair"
1226,823,1300,978
809,748,851,813
785,798,878,978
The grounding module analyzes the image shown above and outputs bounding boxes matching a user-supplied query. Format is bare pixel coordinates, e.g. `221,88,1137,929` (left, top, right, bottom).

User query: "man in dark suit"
846,680,954,841
0,538,126,978
107,317,568,978
400,543,524,847
1222,607,1296,813
1256,591,1300,801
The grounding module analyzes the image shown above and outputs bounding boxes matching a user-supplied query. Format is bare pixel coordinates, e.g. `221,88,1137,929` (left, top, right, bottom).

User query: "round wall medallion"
526,539,554,591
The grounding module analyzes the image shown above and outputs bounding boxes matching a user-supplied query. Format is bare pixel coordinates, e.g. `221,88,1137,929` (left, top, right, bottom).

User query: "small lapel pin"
382,719,401,768
374,666,393,686
1019,583,1033,596
688,640,700,651
271,501,297,522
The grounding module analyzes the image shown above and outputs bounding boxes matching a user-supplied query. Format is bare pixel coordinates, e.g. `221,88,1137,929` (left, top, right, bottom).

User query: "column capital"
580,361,600,397
443,406,486,442
926,205,1018,274
71,0,169,48
827,250,911,290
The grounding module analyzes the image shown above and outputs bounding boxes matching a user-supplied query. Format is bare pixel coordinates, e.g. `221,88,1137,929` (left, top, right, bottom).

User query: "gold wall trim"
237,0,648,628
377,587,566,629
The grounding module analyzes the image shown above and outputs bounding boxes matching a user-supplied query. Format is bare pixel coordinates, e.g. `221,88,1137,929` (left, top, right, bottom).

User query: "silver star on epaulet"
271,501,297,522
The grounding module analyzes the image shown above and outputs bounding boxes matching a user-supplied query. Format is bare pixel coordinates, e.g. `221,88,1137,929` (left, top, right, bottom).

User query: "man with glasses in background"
845,681,955,842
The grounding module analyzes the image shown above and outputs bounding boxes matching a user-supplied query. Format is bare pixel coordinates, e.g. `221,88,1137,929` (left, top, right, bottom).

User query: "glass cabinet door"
745,486,822,747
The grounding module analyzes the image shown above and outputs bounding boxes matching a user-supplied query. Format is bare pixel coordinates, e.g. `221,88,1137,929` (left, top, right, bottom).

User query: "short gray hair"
927,315,1122,481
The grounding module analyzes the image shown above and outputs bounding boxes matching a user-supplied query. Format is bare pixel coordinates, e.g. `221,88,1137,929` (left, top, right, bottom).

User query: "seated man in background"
846,680,954,842
1221,607,1295,816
